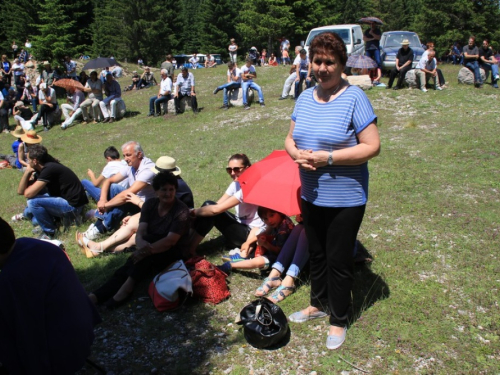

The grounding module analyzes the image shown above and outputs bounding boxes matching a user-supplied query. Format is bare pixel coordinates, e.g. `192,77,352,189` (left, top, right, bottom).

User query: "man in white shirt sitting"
205,53,216,68
189,53,199,69
213,61,242,110
61,88,85,129
415,50,441,92
174,67,199,114
147,69,172,117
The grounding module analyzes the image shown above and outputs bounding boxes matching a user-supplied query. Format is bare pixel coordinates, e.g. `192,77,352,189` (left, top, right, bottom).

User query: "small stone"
151,368,158,374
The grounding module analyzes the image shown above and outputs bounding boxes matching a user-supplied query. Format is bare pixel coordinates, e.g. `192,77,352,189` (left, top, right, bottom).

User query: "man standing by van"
363,22,381,68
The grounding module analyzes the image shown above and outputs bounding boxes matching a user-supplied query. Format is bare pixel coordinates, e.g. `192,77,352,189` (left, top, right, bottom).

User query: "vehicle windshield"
383,34,421,48
306,29,351,46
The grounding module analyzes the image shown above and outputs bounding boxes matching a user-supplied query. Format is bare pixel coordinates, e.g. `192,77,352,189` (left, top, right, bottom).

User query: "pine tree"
236,0,295,54
0,0,40,55
31,0,76,63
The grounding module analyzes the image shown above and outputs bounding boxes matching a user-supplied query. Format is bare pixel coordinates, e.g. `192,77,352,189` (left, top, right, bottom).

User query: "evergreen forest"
2,0,500,65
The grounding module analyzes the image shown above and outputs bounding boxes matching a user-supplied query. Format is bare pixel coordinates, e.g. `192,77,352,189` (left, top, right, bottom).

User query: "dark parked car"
380,31,424,71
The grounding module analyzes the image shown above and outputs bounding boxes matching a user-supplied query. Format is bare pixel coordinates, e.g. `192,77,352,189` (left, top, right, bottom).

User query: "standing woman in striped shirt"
285,32,380,350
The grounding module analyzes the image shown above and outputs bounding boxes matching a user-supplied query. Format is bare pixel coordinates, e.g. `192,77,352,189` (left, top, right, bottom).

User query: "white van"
304,24,365,56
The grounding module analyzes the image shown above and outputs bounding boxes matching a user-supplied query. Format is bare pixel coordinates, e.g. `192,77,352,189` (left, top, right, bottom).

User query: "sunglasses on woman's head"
226,167,244,174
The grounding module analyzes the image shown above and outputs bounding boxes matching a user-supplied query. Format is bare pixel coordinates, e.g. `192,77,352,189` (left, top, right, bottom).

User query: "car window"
306,29,351,46
383,33,421,48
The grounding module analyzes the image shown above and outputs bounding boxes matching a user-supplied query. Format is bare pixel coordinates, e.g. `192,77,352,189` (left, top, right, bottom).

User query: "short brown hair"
309,32,347,66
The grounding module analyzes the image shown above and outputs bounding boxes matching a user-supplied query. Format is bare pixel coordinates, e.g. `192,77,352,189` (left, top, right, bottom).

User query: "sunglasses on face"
226,167,244,174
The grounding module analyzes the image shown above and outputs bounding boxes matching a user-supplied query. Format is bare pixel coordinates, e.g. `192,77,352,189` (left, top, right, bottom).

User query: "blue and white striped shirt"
291,85,377,207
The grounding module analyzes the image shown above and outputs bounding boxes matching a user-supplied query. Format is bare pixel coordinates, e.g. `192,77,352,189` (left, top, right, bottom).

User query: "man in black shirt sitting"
17,144,88,239
479,39,499,88
387,39,414,90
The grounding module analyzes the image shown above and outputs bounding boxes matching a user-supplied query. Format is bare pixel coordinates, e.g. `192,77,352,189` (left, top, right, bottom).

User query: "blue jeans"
465,61,482,83
216,82,241,106
272,224,309,278
149,94,171,115
365,48,381,68
480,63,499,83
27,195,83,236
294,71,312,99
94,184,140,232
242,81,264,105
81,179,101,202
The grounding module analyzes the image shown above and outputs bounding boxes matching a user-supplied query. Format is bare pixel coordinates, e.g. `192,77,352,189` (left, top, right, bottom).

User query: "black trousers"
93,248,181,303
388,65,412,88
192,200,251,248
301,200,365,327
0,108,8,131
34,104,57,127
174,93,198,113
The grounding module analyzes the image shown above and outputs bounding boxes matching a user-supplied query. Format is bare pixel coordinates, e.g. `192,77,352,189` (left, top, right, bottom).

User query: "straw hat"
11,126,25,138
43,61,50,66
151,156,181,176
401,39,410,45
21,130,42,144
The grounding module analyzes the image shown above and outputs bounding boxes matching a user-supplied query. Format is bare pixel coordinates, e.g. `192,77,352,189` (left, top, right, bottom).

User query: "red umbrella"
53,78,85,91
238,150,301,216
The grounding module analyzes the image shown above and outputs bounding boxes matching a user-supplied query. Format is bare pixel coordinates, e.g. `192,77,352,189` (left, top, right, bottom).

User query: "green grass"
1,63,500,374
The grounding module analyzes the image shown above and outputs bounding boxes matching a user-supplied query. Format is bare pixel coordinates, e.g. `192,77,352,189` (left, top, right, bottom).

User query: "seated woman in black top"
89,172,191,309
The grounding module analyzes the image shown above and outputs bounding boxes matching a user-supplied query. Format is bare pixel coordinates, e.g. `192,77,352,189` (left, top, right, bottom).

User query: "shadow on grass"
74,254,243,375
123,110,141,118
350,241,390,326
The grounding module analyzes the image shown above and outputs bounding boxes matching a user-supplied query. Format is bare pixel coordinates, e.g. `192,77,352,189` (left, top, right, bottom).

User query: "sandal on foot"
255,277,281,297
75,231,84,247
82,236,103,258
268,285,295,303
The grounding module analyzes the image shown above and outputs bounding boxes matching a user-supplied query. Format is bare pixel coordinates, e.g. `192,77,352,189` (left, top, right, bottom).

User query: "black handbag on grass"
236,298,289,349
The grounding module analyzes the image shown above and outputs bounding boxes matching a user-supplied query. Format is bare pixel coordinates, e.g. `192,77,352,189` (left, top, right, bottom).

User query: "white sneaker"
421,88,428,92
83,223,102,240
495,74,499,81
11,213,25,222
61,123,68,130
435,86,443,91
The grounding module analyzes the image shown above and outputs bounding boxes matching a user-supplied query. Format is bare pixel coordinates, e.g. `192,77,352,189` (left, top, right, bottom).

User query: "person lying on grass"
217,206,294,276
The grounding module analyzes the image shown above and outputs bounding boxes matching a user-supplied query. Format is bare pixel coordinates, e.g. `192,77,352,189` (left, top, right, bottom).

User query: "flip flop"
255,277,281,297
268,285,295,303
82,236,103,258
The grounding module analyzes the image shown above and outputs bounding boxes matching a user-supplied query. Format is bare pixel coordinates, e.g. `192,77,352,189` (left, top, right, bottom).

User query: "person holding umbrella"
285,32,380,350
363,20,382,70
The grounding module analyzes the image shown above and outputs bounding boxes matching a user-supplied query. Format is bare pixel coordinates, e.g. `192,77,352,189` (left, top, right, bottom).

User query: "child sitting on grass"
218,206,294,274
80,146,128,203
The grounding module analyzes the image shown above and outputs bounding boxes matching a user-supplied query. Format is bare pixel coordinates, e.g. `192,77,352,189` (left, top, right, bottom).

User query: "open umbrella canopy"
358,16,384,25
346,54,378,69
238,150,301,217
82,57,121,70
53,78,85,91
